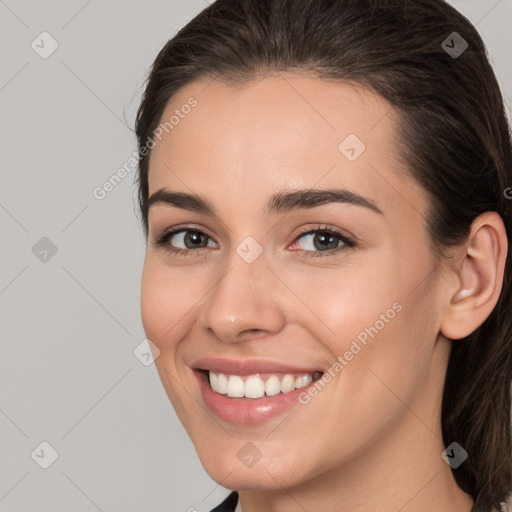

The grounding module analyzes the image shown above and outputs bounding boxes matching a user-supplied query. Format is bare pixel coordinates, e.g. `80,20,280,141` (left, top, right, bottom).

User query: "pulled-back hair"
135,1,512,509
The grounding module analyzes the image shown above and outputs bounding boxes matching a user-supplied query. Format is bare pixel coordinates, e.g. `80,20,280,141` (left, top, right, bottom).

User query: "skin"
140,73,507,512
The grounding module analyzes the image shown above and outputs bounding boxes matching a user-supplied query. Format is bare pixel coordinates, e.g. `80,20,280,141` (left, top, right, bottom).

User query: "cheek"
140,260,203,423
289,252,435,405
140,259,201,350
326,283,438,438
140,269,169,349
278,255,396,344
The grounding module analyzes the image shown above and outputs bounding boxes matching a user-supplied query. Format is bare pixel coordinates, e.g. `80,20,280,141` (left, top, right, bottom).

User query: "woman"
135,0,512,510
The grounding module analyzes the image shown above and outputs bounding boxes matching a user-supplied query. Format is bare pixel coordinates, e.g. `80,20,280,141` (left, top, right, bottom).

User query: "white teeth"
244,376,265,399
280,374,296,393
226,375,244,397
265,375,281,396
208,371,319,399
209,371,219,390
295,374,313,389
217,373,228,394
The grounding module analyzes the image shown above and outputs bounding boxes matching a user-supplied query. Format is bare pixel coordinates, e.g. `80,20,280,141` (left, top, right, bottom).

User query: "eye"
153,223,356,259
154,225,217,257
289,225,356,258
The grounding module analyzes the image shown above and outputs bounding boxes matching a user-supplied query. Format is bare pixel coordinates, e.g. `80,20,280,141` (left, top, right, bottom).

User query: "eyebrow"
147,187,383,216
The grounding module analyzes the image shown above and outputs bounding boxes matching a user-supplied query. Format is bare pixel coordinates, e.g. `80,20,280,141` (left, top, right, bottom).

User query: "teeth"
245,376,265,399
280,374,295,393
265,375,281,396
227,375,244,397
208,371,319,399
295,374,313,388
209,371,219,390
217,373,228,394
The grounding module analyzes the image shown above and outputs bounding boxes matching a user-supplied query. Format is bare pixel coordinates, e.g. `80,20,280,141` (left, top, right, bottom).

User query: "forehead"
147,73,426,219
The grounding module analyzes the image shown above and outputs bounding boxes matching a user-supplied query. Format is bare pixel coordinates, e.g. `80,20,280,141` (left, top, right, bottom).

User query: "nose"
199,249,287,343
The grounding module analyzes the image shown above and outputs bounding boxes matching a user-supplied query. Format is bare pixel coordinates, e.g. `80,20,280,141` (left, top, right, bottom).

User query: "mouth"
202,369,324,399
191,359,326,424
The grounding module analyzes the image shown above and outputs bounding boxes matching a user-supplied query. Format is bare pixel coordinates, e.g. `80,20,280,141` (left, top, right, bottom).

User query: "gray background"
1,1,511,511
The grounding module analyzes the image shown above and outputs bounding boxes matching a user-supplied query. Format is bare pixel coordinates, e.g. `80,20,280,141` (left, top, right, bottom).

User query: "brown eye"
155,227,217,256
290,226,356,259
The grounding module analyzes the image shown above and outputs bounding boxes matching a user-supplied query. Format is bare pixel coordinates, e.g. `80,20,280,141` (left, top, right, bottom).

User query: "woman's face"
141,74,450,491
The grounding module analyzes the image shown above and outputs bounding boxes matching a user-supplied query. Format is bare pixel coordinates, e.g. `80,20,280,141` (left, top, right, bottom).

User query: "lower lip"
194,370,317,425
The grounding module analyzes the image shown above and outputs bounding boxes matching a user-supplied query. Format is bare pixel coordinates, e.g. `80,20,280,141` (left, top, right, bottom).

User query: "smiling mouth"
200,370,324,399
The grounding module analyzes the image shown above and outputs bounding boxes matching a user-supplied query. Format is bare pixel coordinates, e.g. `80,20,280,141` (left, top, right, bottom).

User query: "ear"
439,211,508,340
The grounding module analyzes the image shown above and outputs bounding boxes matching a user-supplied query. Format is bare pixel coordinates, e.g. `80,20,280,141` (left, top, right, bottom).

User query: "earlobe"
440,212,507,340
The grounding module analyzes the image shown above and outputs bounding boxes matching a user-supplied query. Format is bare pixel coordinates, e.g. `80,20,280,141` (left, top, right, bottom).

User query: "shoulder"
209,491,239,512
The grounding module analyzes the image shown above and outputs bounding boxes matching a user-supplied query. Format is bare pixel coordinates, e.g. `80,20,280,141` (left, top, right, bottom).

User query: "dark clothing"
209,491,493,512
209,491,238,512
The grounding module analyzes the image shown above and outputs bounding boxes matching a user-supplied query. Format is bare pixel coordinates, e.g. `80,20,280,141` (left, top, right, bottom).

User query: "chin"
196,447,311,491
206,466,294,491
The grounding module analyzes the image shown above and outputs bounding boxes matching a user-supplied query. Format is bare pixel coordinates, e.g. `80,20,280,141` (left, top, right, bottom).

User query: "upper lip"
191,357,323,375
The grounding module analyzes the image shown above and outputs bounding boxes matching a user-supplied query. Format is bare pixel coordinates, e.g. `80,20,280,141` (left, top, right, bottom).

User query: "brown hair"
135,0,512,508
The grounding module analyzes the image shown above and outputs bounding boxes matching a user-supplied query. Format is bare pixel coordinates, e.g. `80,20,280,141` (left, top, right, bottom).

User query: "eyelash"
154,224,357,259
